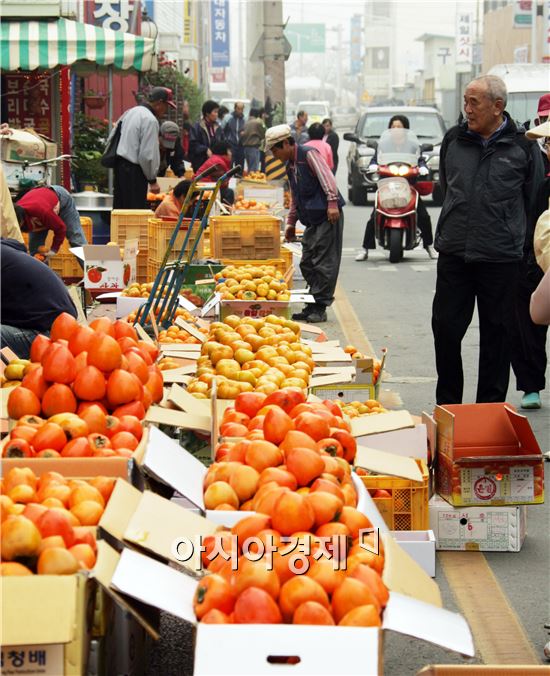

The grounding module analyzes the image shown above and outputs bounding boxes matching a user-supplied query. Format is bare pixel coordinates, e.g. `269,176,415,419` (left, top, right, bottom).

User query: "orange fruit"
279,576,330,623
293,600,335,625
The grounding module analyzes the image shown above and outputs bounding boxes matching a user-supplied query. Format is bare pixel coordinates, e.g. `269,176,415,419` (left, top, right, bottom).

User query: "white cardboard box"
74,240,138,291
357,424,428,462
429,494,527,552
389,530,436,577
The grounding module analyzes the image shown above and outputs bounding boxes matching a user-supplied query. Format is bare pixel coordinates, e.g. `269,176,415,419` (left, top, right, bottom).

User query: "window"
360,112,445,141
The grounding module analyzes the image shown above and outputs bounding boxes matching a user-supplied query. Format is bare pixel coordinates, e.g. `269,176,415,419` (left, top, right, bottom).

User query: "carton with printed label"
434,403,544,508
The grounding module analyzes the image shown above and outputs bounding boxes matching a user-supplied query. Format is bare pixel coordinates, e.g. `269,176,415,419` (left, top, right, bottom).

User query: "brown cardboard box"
1,128,57,163
434,403,544,507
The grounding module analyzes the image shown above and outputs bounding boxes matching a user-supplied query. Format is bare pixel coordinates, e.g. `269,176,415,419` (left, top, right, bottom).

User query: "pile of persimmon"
125,305,197,326
187,315,313,400
214,265,290,302
193,512,387,627
204,389,358,511
2,410,144,459
0,468,114,575
6,313,163,425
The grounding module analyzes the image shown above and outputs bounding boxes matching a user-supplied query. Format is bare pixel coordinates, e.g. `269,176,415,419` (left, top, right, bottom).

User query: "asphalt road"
146,137,549,675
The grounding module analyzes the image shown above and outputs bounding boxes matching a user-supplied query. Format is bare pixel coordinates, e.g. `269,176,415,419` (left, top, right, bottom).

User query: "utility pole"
262,0,286,119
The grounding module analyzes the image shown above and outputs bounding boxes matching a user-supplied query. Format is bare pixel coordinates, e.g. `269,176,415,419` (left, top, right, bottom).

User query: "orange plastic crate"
360,458,429,531
209,215,281,260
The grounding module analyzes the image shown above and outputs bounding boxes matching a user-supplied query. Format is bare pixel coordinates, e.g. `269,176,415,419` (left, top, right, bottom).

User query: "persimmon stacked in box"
4,313,163,458
206,389,358,511
0,467,116,575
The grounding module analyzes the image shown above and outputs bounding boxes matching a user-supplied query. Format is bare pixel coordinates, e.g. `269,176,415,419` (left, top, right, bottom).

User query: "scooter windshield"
377,128,420,167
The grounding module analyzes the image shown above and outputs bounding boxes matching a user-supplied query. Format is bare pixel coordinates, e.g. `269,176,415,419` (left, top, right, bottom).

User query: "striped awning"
0,18,157,73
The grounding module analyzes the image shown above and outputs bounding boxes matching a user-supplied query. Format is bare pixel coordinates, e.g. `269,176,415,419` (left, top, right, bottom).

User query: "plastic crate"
50,252,83,279
135,250,149,283
219,257,293,288
359,458,429,531
110,209,153,248
148,217,205,262
209,215,281,260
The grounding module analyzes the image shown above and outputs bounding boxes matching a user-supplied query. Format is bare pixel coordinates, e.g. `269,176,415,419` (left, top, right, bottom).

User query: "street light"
140,9,158,42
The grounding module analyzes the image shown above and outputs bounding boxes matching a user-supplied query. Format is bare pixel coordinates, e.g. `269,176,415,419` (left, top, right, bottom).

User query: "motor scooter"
367,128,434,263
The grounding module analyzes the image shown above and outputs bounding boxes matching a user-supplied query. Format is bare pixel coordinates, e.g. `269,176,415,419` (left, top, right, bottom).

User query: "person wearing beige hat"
266,123,345,323
509,115,550,409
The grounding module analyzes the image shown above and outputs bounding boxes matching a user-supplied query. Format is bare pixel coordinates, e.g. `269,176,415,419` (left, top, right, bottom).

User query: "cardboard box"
1,575,94,676
417,667,550,675
434,403,544,507
1,128,57,163
429,494,527,552
77,240,138,291
356,424,428,462
99,535,473,676
389,530,436,577
311,354,386,400
220,299,291,320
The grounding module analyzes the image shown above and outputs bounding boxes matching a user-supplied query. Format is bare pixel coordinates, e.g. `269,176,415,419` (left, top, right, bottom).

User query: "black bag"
101,120,122,168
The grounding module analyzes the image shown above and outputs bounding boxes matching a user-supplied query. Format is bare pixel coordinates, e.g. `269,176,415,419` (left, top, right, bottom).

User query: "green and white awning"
0,18,157,73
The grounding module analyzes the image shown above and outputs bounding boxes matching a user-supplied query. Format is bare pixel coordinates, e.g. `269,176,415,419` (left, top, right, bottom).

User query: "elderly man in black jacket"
431,75,544,405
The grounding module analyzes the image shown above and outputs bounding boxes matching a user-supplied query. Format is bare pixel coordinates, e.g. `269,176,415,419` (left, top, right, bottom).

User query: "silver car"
331,106,359,130
344,106,446,206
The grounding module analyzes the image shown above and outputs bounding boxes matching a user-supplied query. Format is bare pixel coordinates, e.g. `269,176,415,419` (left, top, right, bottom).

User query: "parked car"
331,106,359,130
294,101,331,124
344,106,446,206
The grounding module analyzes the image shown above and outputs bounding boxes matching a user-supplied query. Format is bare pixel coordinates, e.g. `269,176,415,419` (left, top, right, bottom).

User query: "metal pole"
531,0,537,63
108,67,113,195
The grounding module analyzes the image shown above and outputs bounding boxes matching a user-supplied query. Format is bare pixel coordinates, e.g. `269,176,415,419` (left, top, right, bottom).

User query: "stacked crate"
209,215,281,260
110,209,154,283
146,217,204,281
22,217,93,279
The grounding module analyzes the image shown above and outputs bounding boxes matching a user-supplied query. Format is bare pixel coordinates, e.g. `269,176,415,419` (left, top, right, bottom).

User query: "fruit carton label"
82,240,137,290
1,644,64,675
219,300,290,320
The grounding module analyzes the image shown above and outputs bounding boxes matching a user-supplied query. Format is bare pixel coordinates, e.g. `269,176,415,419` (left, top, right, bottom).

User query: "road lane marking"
332,282,377,357
440,548,539,663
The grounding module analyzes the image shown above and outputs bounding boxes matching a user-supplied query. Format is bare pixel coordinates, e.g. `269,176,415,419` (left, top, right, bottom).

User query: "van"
487,64,548,125
295,100,331,124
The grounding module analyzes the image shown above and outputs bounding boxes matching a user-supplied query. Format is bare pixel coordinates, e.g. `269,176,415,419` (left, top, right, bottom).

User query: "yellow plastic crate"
360,458,429,531
148,217,204,262
110,209,153,248
209,215,281,260
50,252,83,279
135,250,149,283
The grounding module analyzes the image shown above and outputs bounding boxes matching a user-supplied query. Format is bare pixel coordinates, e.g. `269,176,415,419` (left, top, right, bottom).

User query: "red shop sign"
4,72,53,138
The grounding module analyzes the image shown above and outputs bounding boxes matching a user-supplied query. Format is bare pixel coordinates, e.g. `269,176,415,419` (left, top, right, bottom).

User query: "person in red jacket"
14,185,88,257
194,140,235,205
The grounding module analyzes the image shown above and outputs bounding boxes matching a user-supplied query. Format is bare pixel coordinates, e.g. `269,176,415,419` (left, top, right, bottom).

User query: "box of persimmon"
434,403,544,508
89,429,474,675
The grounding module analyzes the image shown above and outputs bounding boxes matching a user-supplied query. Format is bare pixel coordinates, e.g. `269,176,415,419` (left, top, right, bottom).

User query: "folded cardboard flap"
351,410,415,438
357,424,428,462
111,547,197,624
123,489,217,572
93,540,162,640
99,478,143,542
382,593,474,657
0,456,134,479
142,426,207,511
1,576,79,646
381,533,441,608
355,446,424,482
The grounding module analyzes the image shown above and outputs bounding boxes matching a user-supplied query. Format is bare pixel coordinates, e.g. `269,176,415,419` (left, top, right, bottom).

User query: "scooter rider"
356,115,437,261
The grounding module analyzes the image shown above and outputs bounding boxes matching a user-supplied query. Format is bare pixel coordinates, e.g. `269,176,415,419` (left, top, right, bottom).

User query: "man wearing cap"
509,104,550,409
158,121,186,178
267,124,345,324
108,86,176,209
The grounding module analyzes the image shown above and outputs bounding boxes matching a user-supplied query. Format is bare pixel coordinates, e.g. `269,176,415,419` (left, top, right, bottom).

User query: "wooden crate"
209,215,281,260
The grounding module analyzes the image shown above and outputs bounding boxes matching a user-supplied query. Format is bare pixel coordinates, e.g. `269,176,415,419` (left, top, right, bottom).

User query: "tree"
141,54,203,125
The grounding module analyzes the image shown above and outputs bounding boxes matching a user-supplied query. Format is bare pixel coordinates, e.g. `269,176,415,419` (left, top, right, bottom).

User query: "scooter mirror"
366,139,378,150
420,143,434,153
